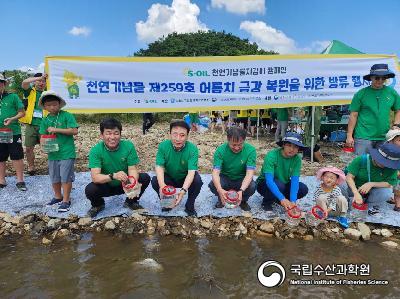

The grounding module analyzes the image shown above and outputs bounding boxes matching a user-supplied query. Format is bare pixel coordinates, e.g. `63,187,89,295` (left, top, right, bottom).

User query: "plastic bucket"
0,128,13,144
340,147,355,164
161,185,177,208
42,134,59,153
305,205,327,226
285,206,302,227
225,190,239,209
351,201,368,221
122,176,138,198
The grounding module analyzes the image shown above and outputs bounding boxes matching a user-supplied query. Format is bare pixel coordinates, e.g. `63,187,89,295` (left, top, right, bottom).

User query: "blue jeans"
256,178,308,205
340,183,393,204
354,138,384,156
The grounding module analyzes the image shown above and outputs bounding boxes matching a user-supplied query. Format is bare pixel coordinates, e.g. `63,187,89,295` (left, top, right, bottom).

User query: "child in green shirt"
38,91,78,212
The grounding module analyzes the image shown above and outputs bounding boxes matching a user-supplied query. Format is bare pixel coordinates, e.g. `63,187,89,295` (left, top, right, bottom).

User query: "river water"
0,233,398,298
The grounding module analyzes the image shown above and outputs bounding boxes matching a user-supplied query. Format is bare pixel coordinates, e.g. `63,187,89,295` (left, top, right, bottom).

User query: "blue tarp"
0,172,398,226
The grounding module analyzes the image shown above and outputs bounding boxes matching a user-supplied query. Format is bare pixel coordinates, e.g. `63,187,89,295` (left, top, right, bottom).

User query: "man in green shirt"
21,73,47,175
346,64,400,155
85,118,151,218
0,73,27,191
344,142,400,205
151,120,203,217
256,132,308,211
209,127,256,211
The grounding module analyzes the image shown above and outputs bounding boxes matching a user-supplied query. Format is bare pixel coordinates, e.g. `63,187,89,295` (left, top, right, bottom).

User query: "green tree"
134,31,277,57
3,70,29,99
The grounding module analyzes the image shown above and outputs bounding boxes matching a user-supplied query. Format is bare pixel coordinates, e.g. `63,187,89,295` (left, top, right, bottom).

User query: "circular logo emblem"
257,260,286,288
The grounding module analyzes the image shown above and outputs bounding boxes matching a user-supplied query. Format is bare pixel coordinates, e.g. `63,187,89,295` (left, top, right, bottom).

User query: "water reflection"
0,234,399,298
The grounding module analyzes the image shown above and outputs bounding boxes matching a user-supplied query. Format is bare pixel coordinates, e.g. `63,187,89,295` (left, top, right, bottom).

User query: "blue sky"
2,0,399,72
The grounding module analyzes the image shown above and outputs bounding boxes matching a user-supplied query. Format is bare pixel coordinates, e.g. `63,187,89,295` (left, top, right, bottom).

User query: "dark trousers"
85,173,151,207
256,178,308,205
151,172,203,210
208,174,256,202
143,113,155,134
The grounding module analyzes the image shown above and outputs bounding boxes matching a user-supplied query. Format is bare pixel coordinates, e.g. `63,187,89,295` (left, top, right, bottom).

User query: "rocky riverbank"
1,211,399,249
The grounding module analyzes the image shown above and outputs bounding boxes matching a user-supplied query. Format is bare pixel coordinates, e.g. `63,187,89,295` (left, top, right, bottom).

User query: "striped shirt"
313,185,343,210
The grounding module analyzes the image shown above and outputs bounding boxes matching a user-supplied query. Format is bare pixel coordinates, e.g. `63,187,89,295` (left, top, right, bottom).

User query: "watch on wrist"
109,173,114,180
239,188,244,193
181,188,187,194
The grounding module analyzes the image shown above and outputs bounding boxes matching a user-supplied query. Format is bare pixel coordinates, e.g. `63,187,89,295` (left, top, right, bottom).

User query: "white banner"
45,54,400,113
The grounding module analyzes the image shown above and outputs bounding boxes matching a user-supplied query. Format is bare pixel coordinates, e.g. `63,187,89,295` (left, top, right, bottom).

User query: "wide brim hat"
369,143,400,170
316,166,346,185
277,132,306,149
38,90,67,109
386,129,400,142
363,64,395,81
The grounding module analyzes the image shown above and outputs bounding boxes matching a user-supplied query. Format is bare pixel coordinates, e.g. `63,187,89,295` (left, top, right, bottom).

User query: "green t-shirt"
275,108,289,121
189,113,199,124
347,155,397,188
88,140,140,187
213,142,257,180
0,93,24,135
257,148,302,184
155,140,199,181
39,110,78,161
23,88,43,126
350,86,400,140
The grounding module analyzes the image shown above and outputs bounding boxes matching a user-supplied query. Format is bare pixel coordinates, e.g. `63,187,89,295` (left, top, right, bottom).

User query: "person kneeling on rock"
256,132,309,212
208,127,256,211
85,118,150,218
342,142,400,209
151,120,203,217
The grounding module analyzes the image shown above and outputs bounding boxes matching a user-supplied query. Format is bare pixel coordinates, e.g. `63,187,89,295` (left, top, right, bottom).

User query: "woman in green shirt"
343,142,400,205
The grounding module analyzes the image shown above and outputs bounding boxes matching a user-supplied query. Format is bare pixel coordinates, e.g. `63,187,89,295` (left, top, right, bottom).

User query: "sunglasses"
372,76,387,81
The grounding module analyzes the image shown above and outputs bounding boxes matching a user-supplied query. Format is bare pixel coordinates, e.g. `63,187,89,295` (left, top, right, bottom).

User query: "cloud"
136,0,208,43
309,40,331,53
18,63,45,74
211,0,265,15
68,26,91,37
240,20,330,54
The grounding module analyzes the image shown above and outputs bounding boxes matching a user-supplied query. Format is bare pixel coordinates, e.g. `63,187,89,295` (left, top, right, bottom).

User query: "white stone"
372,229,382,236
238,223,247,234
357,223,371,240
47,219,61,229
381,229,393,238
259,222,274,233
78,217,93,226
105,220,116,230
344,228,362,240
131,213,144,221
331,227,340,233
200,219,213,229
133,258,163,272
